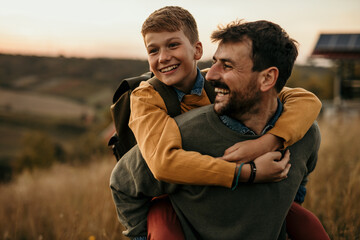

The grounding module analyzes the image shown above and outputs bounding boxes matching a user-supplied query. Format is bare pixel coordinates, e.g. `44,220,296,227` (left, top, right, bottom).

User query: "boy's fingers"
221,151,238,161
223,143,239,155
268,151,282,161
274,163,291,182
278,150,290,167
282,163,291,177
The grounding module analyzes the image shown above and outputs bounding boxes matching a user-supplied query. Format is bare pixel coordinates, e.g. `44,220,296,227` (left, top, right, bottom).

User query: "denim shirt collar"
173,68,204,102
220,98,283,135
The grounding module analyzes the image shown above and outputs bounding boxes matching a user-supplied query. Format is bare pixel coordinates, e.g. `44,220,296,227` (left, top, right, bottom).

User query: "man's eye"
224,64,232,69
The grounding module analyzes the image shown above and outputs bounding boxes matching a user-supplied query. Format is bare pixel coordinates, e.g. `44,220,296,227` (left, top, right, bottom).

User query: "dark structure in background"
311,33,360,106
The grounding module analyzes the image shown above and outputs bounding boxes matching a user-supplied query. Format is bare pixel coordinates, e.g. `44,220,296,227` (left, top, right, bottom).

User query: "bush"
14,132,64,172
68,132,108,164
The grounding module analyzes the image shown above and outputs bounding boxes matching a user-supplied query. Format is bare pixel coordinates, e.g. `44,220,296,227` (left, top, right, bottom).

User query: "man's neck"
237,96,278,135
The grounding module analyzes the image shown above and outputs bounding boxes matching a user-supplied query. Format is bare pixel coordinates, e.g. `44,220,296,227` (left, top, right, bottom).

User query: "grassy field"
304,111,360,239
0,156,126,240
0,112,359,240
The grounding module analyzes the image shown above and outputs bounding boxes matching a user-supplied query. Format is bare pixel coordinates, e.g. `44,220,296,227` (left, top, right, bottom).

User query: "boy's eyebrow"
146,37,182,48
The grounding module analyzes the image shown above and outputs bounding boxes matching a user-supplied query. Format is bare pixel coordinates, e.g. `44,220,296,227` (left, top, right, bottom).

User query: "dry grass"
0,112,359,240
304,112,360,240
0,156,126,240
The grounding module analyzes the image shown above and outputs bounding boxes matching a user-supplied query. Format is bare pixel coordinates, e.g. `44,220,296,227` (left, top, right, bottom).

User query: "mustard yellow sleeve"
268,87,322,148
129,81,236,188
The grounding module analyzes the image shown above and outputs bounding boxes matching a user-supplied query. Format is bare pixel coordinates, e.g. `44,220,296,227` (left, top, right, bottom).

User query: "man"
110,20,321,240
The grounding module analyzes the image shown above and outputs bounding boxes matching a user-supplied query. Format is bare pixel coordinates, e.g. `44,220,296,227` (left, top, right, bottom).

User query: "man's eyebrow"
213,56,235,65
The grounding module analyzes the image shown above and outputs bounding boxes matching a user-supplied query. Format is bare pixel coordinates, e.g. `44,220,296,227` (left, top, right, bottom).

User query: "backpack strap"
112,72,153,104
148,78,182,118
109,72,153,160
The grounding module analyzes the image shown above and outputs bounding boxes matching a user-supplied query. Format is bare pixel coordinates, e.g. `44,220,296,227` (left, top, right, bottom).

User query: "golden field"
0,112,359,240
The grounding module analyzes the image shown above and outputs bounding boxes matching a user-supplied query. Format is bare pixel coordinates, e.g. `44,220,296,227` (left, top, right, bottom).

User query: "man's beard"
214,81,261,117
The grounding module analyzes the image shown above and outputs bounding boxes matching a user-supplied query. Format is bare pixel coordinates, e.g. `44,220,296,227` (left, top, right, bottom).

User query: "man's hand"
253,150,291,183
222,134,283,163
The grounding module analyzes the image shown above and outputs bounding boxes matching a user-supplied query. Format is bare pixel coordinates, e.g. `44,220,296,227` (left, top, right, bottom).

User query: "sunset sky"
1,0,359,64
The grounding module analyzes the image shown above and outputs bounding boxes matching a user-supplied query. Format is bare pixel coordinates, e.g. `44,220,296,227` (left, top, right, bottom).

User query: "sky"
0,0,359,65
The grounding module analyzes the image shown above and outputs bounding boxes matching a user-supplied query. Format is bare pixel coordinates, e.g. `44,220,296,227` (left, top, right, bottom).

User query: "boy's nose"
159,50,171,63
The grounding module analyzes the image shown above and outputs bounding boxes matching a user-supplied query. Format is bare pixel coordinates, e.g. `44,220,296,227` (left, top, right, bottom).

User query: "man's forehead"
214,41,252,61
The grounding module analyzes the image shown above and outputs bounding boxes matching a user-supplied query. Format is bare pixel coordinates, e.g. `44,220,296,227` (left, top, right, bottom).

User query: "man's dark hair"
211,20,298,92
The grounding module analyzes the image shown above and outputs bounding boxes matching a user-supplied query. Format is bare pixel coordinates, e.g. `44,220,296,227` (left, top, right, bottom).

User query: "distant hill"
0,54,150,105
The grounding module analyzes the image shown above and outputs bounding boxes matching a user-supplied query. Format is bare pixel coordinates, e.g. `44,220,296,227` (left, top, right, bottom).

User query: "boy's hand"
253,150,291,183
222,134,283,163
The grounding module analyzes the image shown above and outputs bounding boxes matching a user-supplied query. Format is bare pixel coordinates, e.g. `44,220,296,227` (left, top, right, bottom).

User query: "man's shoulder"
305,121,321,141
175,105,214,126
290,121,321,155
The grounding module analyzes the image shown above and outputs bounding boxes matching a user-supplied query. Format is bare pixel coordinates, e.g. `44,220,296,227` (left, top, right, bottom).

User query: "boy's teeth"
160,65,179,73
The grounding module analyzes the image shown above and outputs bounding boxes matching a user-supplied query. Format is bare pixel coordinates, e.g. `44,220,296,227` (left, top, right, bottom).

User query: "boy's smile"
159,64,180,73
144,30,202,93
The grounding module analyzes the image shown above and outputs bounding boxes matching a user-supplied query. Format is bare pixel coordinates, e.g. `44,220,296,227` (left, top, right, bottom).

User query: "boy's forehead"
144,30,188,46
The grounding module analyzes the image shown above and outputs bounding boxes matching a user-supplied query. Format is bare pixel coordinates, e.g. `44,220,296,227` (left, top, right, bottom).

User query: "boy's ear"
194,41,203,60
259,67,279,92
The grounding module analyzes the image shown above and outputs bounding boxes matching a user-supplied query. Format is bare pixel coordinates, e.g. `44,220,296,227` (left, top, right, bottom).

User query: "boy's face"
144,30,203,93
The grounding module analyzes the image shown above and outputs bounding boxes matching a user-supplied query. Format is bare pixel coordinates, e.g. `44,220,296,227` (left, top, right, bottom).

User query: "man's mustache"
209,80,229,90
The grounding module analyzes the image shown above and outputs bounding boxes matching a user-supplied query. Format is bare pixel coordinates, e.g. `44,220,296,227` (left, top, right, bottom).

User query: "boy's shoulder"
132,80,158,97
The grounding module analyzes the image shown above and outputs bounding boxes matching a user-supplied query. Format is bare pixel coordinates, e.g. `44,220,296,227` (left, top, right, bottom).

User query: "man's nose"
159,49,171,63
205,63,219,81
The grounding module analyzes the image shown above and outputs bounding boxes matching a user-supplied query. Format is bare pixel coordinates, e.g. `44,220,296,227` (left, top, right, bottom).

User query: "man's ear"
194,41,203,60
259,67,279,92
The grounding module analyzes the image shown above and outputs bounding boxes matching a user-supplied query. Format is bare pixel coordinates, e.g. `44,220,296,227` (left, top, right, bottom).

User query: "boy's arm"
221,87,321,162
270,87,322,148
129,81,236,188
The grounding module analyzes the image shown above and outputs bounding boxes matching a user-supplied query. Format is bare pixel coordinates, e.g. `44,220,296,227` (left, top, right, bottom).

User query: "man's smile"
215,87,230,96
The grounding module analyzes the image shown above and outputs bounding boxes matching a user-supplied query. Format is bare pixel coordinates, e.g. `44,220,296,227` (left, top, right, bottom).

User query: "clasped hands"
221,134,291,183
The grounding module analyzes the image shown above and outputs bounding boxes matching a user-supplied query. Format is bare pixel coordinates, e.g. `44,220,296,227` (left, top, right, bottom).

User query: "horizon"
1,0,359,65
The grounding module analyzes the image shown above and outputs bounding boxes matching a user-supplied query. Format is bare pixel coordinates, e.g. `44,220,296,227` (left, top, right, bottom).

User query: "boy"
113,6,327,239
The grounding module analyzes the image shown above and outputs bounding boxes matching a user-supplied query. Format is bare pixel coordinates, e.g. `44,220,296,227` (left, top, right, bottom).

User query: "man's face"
144,30,202,93
206,40,262,118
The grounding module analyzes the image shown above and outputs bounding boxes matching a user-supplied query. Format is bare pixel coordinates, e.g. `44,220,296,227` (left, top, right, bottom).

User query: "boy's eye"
169,42,179,48
148,48,158,55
